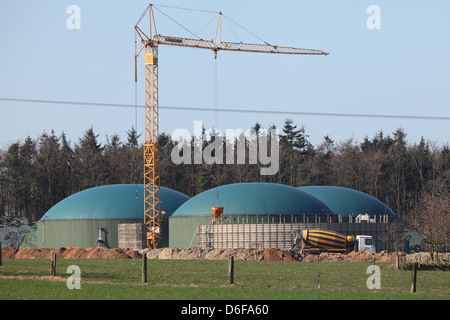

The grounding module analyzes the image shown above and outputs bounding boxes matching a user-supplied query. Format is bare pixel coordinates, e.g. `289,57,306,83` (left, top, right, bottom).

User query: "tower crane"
134,4,329,249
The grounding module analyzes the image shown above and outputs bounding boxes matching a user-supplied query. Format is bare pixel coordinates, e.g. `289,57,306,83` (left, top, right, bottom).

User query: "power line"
1,97,450,121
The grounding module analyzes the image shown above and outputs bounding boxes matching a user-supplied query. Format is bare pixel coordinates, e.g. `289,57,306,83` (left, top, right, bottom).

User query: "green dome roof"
40,184,190,220
171,183,336,217
298,186,396,217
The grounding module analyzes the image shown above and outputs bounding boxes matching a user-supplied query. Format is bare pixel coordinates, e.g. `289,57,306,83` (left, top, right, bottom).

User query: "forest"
1,119,449,228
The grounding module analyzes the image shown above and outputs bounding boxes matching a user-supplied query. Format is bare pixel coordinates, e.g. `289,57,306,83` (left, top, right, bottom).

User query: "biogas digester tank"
37,184,190,248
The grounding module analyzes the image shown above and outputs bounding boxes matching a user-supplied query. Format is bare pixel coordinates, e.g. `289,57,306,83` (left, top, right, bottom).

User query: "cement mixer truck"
292,229,376,254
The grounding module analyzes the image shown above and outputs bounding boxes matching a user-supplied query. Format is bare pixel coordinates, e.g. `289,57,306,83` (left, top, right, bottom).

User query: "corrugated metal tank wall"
37,219,137,249
169,216,211,248
37,219,170,249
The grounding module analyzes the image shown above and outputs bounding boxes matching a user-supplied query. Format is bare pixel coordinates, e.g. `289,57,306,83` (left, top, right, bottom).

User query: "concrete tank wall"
196,219,398,252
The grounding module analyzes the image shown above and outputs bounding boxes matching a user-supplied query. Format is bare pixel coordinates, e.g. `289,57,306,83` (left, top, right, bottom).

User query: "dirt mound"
262,248,297,262
406,252,450,264
13,248,56,259
59,247,88,259
4,246,445,264
345,250,394,263
143,247,265,261
0,246,385,262
1,247,18,259
302,252,350,262
302,250,394,263
2,246,140,260
143,247,300,261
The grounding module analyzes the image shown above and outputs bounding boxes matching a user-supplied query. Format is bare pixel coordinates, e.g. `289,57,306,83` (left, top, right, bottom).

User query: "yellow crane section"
135,4,328,249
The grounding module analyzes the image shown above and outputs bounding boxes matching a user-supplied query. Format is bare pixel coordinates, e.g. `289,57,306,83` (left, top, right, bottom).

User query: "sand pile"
3,246,446,264
1,246,141,259
2,246,297,261
143,247,296,261
301,250,394,263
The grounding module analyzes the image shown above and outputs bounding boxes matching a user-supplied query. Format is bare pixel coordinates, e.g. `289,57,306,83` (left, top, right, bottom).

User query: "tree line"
1,120,449,235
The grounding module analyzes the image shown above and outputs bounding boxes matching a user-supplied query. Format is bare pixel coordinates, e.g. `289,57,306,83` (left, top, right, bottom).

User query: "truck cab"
355,235,376,252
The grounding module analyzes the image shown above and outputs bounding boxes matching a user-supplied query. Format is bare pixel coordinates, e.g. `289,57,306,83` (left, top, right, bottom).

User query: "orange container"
211,207,224,218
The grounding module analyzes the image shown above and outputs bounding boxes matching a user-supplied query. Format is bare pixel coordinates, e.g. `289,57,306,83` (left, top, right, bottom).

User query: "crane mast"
136,6,163,249
143,44,161,249
135,4,328,249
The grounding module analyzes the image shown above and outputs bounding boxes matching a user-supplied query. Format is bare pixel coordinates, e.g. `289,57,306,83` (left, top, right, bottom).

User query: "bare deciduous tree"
407,176,450,261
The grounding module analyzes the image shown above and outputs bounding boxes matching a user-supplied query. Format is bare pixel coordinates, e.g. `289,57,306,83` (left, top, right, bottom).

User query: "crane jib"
154,35,329,55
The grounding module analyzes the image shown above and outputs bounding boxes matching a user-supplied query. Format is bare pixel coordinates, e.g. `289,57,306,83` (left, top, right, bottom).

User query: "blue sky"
1,0,449,149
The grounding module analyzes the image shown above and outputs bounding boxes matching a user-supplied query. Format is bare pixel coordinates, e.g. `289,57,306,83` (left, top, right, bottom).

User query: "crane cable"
221,13,271,46
151,5,271,46
153,4,218,14
214,57,219,129
152,6,204,40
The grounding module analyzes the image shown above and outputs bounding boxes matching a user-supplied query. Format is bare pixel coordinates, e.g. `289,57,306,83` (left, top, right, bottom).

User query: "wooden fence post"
411,262,418,293
396,253,406,270
50,253,57,276
228,256,234,285
142,252,147,284
317,271,321,290
0,242,2,266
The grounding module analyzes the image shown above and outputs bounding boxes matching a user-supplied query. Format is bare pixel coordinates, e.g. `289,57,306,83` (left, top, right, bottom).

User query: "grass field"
0,258,449,300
